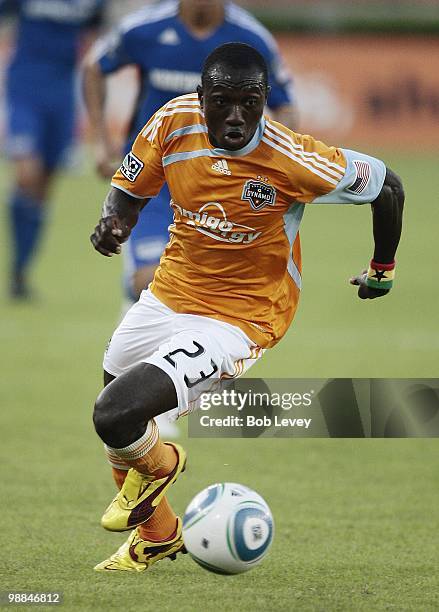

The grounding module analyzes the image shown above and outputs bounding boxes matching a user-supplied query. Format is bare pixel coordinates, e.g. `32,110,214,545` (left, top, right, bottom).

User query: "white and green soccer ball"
182,482,274,575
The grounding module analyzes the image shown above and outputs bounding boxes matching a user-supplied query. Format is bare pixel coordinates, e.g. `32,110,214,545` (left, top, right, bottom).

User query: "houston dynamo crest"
241,180,276,211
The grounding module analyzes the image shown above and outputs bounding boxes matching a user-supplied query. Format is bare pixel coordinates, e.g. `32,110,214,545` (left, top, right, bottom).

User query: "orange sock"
112,467,129,490
138,496,178,542
125,439,178,479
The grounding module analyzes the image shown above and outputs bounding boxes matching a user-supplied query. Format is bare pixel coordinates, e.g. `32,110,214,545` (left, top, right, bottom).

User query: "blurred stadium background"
0,1,438,610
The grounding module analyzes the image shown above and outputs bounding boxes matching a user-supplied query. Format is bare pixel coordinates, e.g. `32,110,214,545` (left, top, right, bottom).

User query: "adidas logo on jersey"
212,159,232,176
158,28,180,45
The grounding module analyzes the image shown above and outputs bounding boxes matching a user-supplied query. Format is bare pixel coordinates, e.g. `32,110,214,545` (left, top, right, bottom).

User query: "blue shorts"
123,184,174,288
5,71,75,170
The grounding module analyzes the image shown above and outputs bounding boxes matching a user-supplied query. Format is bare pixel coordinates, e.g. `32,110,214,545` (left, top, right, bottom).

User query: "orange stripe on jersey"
111,94,348,348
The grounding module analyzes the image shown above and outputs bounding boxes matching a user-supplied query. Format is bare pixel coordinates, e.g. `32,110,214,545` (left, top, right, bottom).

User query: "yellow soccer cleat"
101,442,187,532
94,518,186,572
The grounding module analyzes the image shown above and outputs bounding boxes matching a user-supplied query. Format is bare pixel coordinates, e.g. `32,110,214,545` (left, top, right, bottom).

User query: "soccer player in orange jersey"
90,43,404,571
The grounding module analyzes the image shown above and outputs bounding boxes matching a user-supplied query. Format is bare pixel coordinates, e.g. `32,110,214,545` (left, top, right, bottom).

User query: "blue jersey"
3,0,105,167
95,0,293,146
3,0,105,87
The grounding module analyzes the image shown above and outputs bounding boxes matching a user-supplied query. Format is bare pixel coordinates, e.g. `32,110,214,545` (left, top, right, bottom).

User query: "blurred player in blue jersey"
83,0,296,305
1,0,105,298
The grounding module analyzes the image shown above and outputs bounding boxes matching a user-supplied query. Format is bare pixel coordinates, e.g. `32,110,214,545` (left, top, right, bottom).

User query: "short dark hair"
201,42,268,88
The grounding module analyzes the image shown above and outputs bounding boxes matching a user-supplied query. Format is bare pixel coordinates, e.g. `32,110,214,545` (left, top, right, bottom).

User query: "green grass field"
0,152,438,611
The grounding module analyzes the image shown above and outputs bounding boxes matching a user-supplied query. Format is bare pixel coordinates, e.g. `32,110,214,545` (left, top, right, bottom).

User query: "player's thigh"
42,89,75,170
125,187,173,271
5,96,44,168
103,289,178,377
144,317,264,417
6,100,49,198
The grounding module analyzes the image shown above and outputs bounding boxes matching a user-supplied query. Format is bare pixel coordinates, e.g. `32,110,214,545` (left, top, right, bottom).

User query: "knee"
92,363,178,447
93,386,121,444
92,368,159,447
15,163,48,201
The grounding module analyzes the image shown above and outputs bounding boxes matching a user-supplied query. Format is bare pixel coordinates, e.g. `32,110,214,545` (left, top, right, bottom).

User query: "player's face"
199,67,268,151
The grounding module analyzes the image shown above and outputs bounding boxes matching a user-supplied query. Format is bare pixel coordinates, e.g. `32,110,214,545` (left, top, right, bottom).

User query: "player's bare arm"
350,167,405,299
90,187,149,257
82,55,122,178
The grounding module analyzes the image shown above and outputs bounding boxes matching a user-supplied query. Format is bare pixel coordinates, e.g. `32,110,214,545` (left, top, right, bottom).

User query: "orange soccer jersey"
111,93,385,348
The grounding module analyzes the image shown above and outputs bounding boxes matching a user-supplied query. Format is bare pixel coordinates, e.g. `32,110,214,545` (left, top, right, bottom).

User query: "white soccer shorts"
103,289,264,418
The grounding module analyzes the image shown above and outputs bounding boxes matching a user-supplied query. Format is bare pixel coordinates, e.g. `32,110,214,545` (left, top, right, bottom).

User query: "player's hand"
349,269,390,300
95,141,121,179
90,215,130,257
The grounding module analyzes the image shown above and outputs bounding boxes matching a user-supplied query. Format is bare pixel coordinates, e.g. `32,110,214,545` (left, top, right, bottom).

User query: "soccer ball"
182,482,274,575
